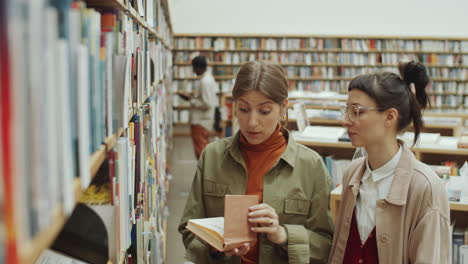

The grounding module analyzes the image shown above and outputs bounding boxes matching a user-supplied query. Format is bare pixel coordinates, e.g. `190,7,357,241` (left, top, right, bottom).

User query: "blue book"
133,114,141,208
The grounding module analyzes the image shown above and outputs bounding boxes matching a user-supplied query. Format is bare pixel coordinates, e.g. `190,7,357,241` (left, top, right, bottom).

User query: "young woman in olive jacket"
179,61,334,264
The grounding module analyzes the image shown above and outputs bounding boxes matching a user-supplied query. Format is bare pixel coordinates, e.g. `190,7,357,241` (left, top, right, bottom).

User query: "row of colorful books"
174,50,468,67
1,0,173,263
176,37,468,52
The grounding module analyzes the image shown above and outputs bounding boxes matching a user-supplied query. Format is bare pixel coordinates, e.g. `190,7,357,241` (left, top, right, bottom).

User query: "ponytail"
398,61,431,145
348,61,431,147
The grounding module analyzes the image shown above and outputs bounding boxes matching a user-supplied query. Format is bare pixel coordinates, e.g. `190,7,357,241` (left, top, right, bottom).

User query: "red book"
1,8,18,261
101,13,116,32
369,39,376,50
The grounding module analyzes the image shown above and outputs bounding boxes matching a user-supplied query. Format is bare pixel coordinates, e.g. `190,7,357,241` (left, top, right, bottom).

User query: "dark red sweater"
343,210,379,264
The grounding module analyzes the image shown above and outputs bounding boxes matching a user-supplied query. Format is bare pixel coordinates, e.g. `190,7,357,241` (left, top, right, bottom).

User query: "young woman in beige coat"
329,61,451,264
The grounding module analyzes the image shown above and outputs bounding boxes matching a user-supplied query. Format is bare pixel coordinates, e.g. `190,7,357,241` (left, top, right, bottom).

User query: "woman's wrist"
273,225,288,246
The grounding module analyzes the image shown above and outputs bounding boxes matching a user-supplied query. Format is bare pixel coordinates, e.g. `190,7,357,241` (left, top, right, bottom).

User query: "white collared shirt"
355,146,402,243
190,70,219,130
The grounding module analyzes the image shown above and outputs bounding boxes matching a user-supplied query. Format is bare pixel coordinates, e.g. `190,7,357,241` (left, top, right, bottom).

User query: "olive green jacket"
179,131,334,264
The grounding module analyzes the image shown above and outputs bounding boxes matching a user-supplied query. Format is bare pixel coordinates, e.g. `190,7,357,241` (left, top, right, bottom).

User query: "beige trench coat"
328,145,451,264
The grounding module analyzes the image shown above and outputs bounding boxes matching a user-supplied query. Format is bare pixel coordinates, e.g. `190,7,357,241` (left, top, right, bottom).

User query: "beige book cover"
186,194,259,251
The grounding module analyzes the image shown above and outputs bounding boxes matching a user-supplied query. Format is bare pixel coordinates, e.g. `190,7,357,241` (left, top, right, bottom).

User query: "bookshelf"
294,136,468,238
172,34,468,133
19,129,124,264
3,0,173,263
287,117,462,136
329,185,468,224
294,137,468,165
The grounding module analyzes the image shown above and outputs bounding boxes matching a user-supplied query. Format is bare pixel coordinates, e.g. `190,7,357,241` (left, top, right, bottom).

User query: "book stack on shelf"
1,0,173,263
172,34,468,133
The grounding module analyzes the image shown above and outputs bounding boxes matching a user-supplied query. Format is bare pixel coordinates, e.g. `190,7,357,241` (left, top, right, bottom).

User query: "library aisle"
166,126,197,264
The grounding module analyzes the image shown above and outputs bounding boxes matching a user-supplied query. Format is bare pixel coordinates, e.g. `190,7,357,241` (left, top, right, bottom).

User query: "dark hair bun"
398,61,430,109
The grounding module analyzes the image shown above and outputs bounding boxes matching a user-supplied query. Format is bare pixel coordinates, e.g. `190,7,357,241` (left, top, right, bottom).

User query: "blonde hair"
232,60,289,125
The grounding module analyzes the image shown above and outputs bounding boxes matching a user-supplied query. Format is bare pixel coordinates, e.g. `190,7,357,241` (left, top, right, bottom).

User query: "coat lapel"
385,145,414,206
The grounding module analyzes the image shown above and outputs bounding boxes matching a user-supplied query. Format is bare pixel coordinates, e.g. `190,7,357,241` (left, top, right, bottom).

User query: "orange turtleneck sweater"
239,125,287,264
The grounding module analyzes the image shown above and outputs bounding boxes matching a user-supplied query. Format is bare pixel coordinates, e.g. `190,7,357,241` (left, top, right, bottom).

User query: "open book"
186,195,259,251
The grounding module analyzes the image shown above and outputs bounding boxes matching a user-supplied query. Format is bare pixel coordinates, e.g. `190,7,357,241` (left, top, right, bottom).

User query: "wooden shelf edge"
296,140,356,149
74,178,82,203
83,0,126,9
91,128,126,178
415,147,468,156
19,208,66,264
290,118,342,125
450,202,468,212
289,97,347,102
304,105,341,110
173,122,189,125
330,187,468,213
104,128,125,151
288,118,461,131
425,112,468,118
90,146,107,178
297,138,468,155
173,106,192,110
127,7,172,50
172,131,191,137
151,32,172,50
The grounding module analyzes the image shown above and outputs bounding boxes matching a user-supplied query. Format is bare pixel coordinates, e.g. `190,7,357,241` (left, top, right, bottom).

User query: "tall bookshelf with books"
172,34,468,133
172,34,468,263
2,0,173,263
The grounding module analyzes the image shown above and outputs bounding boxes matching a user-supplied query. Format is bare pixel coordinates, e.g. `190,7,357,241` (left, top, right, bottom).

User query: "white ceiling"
168,0,468,37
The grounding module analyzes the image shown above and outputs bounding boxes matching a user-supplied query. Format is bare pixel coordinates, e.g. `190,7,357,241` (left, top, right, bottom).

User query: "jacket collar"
225,132,245,168
224,128,297,168
386,145,414,205
347,144,415,206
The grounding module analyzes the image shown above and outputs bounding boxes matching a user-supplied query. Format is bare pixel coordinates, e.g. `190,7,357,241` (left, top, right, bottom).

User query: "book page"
293,103,309,132
300,126,345,142
189,217,224,237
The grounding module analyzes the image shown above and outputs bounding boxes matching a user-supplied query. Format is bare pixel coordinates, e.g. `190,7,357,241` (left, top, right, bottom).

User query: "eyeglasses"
340,105,384,122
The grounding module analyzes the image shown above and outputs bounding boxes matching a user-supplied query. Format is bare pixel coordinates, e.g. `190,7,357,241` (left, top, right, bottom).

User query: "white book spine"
77,44,92,189
44,7,60,216
28,0,50,234
9,0,32,242
106,33,114,137
56,40,75,215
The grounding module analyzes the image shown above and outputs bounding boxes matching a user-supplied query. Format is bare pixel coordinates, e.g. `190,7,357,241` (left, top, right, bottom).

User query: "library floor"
167,126,198,264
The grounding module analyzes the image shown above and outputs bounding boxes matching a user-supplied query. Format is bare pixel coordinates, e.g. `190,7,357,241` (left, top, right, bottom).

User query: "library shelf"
19,127,125,264
84,0,172,50
330,185,468,223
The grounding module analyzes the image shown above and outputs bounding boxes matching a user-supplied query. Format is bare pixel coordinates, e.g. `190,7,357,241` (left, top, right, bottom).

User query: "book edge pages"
186,221,224,252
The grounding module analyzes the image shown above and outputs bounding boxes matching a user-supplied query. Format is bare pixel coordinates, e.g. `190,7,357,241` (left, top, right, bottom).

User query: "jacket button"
381,234,389,243
378,200,387,208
